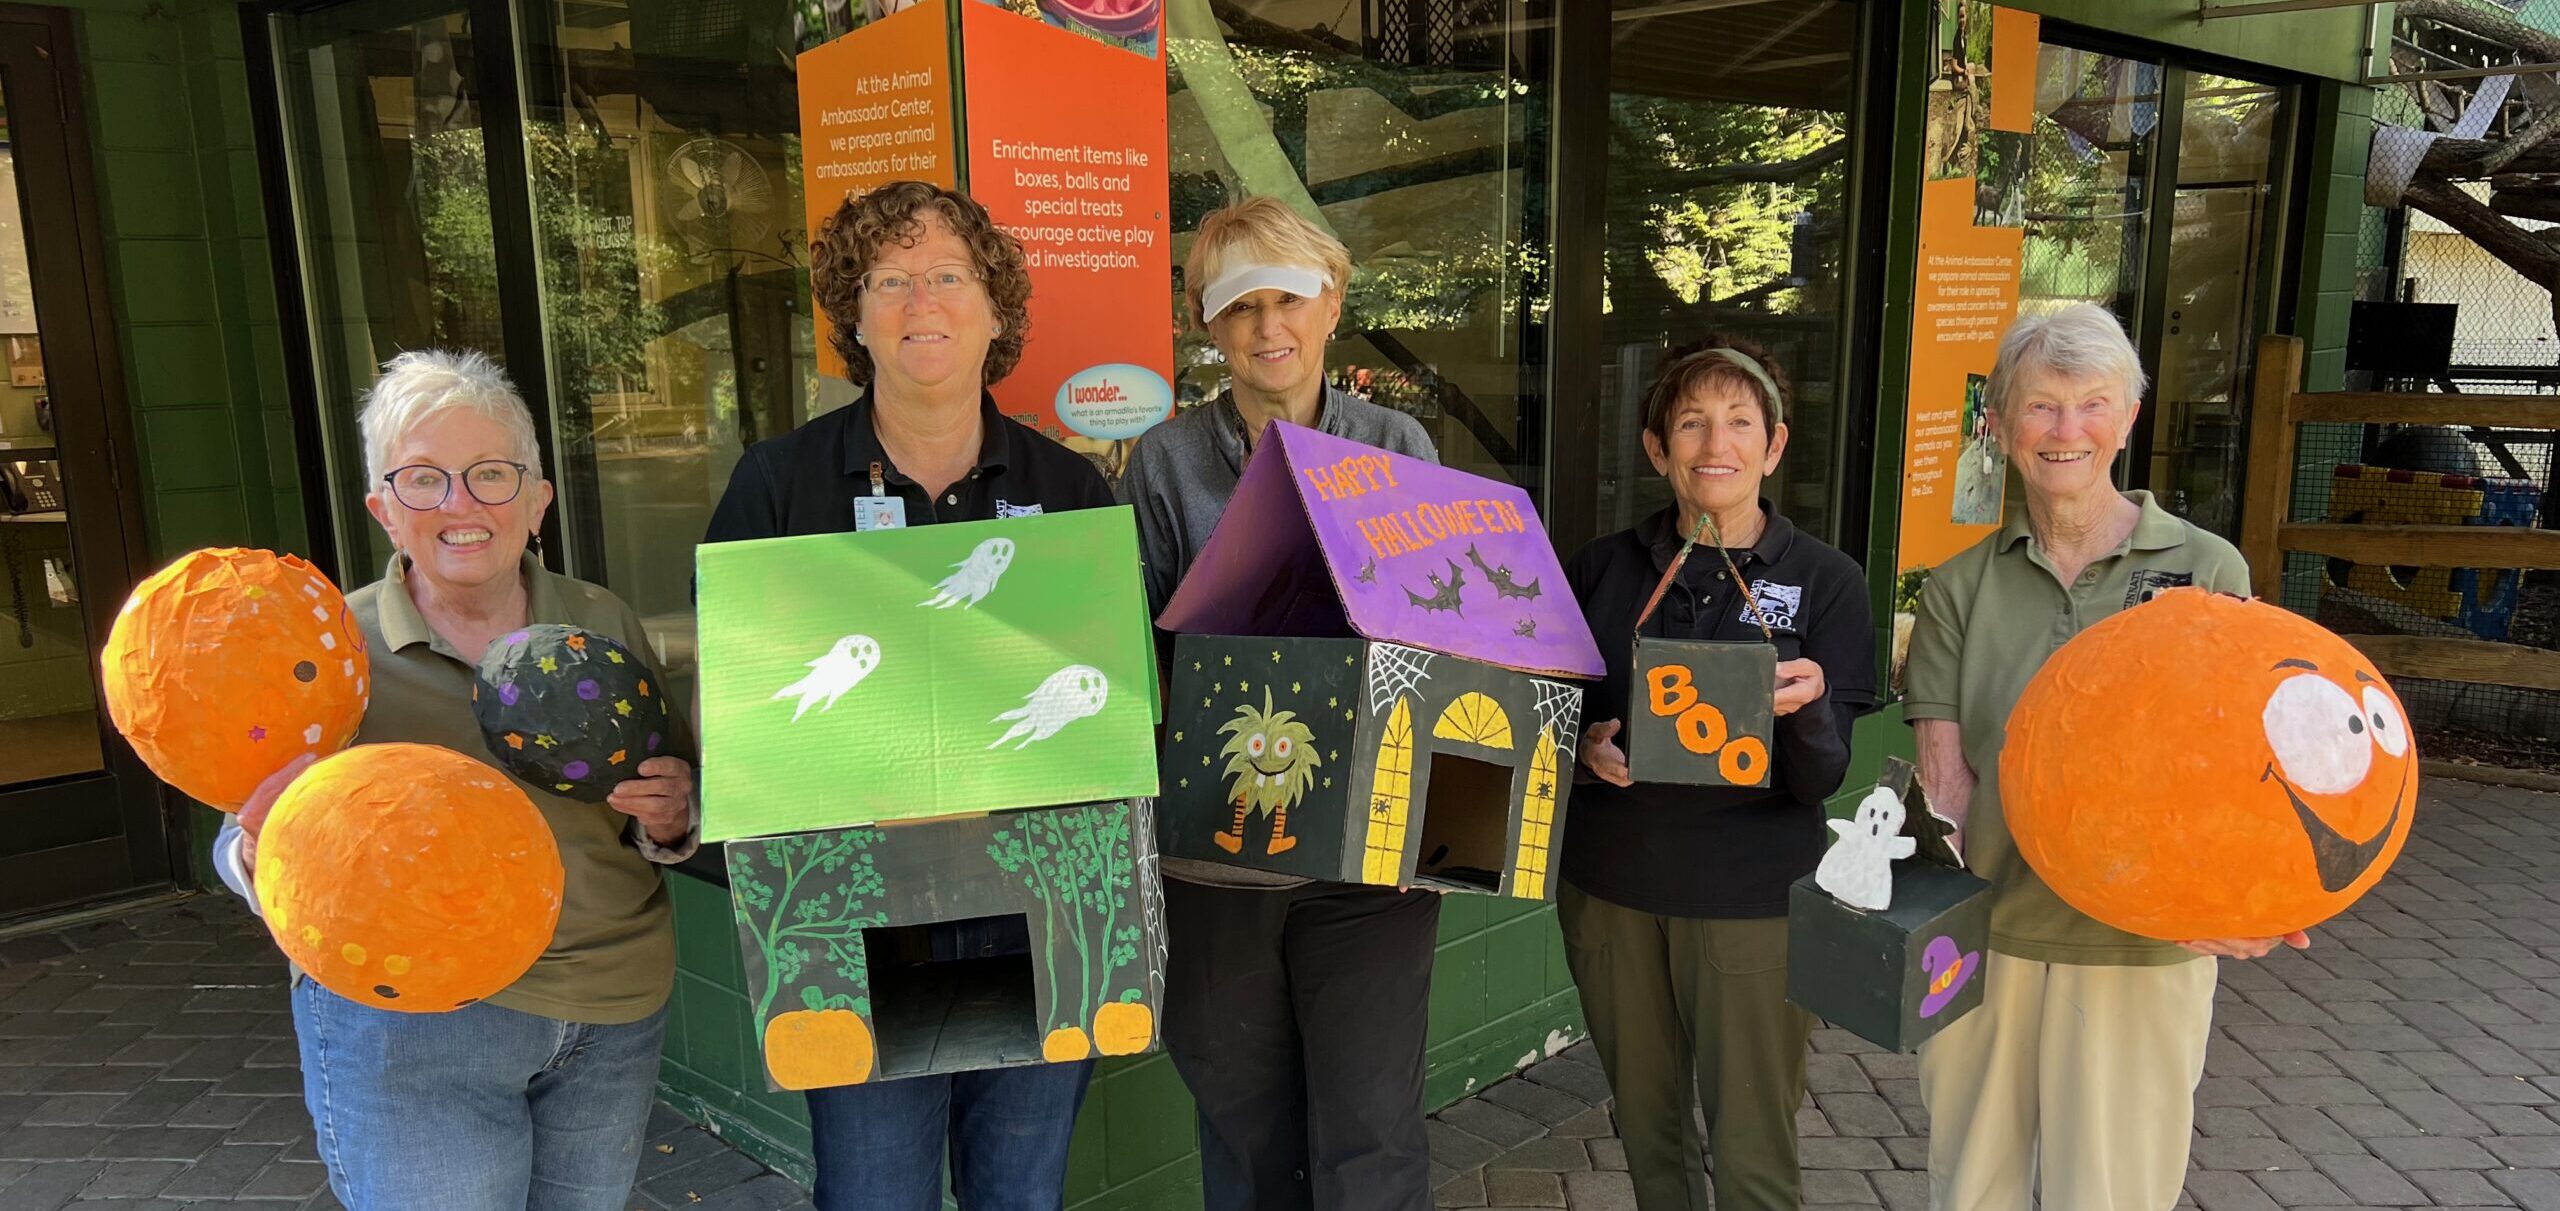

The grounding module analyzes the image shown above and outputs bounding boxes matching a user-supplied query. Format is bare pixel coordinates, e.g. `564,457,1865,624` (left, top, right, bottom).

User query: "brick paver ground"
0,898,810,1210
3,777,2553,1209
1429,778,2560,1210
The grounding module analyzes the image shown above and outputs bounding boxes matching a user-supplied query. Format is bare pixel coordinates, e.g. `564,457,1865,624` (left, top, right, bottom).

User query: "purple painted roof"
1157,421,1605,678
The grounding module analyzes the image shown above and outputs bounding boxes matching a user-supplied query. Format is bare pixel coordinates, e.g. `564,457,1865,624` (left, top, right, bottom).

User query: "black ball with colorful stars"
471,624,671,802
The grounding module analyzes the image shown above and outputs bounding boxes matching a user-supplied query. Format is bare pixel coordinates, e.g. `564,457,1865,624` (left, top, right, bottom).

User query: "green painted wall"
2005,0,2378,82
53,0,308,891
69,0,304,560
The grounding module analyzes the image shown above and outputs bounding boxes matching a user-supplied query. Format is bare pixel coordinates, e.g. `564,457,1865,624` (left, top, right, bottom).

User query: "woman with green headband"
1559,333,1877,1211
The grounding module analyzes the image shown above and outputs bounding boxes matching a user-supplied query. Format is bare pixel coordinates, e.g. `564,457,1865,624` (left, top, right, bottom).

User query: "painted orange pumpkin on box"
2001,588,2416,940
254,743,564,1012
101,548,369,810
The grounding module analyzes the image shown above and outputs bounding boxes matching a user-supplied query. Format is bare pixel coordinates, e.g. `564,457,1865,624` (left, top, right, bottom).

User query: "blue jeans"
806,1060,1096,1211
291,977,670,1211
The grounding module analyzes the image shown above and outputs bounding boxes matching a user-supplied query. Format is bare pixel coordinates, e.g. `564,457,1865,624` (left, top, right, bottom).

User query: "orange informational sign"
1891,2,2037,688
797,3,957,382
795,1,1175,460
960,1,1175,452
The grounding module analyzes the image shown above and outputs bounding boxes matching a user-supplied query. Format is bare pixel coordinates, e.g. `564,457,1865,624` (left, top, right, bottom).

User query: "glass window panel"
0,63,102,784
272,2,510,577
1589,0,1858,544
1166,0,1552,492
2022,45,2161,314
2153,73,2288,538
516,0,817,696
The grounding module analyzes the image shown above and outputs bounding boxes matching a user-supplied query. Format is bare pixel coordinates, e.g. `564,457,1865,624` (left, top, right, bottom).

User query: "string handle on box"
1630,513,1778,644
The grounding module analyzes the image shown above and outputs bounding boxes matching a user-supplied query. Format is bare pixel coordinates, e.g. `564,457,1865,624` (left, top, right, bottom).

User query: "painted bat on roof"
1465,544,1543,601
1404,560,1467,615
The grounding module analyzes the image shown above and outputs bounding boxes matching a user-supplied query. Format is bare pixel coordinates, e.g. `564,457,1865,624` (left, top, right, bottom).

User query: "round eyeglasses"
861,263,980,302
382,460,530,511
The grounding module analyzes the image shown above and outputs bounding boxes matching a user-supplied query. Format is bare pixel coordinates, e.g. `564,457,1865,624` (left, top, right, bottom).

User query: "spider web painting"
1367,644,1436,714
1530,679,1584,751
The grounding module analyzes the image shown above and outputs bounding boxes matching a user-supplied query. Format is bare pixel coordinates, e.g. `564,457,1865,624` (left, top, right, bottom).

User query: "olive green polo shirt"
343,554,695,1024
1902,491,2249,966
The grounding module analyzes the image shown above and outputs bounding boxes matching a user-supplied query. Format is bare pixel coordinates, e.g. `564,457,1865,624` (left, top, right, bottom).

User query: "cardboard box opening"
1414,751,1512,892
864,915,1040,1078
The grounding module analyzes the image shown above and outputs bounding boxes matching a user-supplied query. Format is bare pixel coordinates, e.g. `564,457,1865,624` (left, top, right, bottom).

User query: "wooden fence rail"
2239,334,2557,694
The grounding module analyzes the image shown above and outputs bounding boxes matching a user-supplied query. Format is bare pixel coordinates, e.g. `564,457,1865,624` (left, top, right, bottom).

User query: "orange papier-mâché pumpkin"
101,548,369,811
2000,588,2416,941
254,743,564,1012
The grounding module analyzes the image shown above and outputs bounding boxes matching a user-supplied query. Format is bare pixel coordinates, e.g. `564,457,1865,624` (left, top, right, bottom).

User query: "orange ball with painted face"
101,548,370,810
2001,588,2416,941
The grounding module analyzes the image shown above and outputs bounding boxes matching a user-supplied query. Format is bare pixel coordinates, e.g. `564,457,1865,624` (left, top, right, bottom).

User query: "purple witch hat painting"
1918,935,1979,1018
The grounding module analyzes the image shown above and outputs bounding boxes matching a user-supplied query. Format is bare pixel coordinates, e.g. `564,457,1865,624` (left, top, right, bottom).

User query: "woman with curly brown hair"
1559,334,1876,1211
703,179,1113,1211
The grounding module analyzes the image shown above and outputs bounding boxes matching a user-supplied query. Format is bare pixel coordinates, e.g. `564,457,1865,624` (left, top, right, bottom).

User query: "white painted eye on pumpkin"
1274,736,1293,760
1247,733,1266,757
2362,686,2408,759
2263,673,2372,795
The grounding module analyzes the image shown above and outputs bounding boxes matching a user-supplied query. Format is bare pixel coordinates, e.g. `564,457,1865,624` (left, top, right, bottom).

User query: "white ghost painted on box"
990,664,1109,750
1816,785,1916,912
921,538,1016,610
774,635,881,722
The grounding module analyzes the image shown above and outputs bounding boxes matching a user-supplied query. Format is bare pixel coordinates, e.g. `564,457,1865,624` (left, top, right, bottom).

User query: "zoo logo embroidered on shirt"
994,500,1045,519
2125,569,2192,608
1742,582,1803,633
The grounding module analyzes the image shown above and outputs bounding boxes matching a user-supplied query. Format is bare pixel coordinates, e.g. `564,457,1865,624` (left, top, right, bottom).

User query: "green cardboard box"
1786,759,1990,1052
1622,637,1776,787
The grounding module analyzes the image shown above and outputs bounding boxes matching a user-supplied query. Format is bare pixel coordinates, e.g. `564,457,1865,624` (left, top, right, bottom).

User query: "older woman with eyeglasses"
211,350,697,1211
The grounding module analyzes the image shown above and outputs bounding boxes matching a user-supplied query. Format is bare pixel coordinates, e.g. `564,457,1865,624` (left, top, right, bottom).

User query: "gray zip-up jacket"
1118,385,1438,889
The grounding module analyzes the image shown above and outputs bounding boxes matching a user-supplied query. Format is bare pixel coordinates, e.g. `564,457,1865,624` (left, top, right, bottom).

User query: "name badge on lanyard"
855,460,907,531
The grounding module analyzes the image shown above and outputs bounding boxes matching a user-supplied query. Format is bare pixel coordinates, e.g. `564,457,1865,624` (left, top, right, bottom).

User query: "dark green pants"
1558,881,1811,1211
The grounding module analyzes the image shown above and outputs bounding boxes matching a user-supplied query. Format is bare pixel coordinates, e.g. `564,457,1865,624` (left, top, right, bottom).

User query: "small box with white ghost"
1786,757,1991,1053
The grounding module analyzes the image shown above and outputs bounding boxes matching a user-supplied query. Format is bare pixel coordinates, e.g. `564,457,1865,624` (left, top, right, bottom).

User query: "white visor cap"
1202,263,1332,320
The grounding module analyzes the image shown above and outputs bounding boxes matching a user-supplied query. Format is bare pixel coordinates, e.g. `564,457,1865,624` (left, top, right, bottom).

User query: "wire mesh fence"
2279,384,2558,772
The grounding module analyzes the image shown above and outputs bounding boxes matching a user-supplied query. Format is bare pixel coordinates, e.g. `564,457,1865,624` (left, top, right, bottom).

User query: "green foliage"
986,803,1142,1028
409,121,672,418
728,830,886,1026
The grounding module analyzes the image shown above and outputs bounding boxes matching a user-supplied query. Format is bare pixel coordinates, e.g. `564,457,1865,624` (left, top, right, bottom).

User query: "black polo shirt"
701,388,1115,959
1560,504,1878,919
704,389,1115,542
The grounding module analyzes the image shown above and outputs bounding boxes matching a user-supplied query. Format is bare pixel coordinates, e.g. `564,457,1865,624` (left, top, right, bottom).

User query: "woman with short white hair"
214,349,698,1211
1904,302,2302,1209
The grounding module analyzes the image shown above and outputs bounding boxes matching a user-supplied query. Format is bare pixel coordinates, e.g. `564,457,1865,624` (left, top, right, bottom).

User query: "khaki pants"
1917,951,2217,1211
1558,881,1811,1211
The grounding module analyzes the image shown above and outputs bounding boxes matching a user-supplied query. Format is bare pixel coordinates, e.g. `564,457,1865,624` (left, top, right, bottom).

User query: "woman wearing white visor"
1118,197,1442,1211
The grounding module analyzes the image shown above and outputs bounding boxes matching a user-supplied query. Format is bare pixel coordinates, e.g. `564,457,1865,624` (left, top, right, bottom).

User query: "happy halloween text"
1300,457,1531,560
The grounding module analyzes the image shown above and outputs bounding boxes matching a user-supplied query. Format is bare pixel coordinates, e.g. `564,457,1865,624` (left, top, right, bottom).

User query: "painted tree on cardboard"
985,802,1155,1061
727,831,887,1088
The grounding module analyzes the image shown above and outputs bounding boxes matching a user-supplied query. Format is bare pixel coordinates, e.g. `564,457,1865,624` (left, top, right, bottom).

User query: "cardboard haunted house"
696,509,1165,1090
1787,758,1991,1053
1155,423,1605,899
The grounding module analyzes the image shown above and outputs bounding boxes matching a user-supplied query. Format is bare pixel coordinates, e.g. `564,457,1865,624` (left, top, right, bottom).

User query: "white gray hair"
1986,302,2149,417
356,350,545,488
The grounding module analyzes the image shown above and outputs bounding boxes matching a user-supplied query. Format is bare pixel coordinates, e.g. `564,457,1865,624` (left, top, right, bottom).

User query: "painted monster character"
1215,688,1322,856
